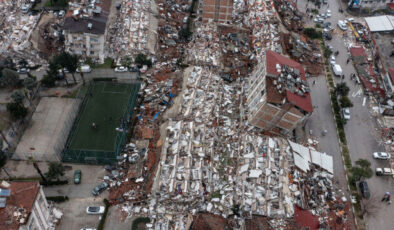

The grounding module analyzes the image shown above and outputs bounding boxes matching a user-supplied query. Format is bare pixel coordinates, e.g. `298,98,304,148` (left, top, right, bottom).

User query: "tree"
10,90,25,104
28,157,47,182
303,28,322,39
45,162,65,181
41,74,57,87
6,102,27,120
135,53,152,67
359,196,380,218
339,96,353,108
61,52,81,85
350,158,373,182
0,139,6,168
24,76,37,90
179,27,192,41
121,56,133,68
335,82,350,97
0,68,19,88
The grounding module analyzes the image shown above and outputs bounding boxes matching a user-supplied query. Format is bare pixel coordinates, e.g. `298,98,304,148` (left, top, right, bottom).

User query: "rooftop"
265,50,313,113
0,181,40,230
63,0,111,35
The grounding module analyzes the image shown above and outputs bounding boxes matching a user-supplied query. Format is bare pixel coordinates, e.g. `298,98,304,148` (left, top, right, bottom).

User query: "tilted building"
247,50,313,135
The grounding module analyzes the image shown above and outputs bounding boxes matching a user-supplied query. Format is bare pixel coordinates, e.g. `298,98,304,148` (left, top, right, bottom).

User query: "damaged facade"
63,0,112,63
247,50,313,135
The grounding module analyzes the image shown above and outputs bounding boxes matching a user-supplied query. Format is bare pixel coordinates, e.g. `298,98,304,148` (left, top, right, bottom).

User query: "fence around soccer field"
60,80,140,164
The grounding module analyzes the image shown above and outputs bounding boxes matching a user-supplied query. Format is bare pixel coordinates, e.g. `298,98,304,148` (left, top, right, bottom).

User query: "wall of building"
202,0,233,23
21,187,50,230
65,32,105,63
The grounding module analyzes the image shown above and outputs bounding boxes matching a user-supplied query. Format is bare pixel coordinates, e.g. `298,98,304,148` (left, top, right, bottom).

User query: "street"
298,1,394,229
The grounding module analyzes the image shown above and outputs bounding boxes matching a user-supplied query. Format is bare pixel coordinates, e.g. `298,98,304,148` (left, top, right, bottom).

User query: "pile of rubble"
186,22,222,66
0,0,43,64
107,0,158,59
274,0,304,31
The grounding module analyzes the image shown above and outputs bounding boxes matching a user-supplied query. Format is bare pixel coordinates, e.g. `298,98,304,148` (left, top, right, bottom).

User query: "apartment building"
63,0,111,63
247,50,313,135
202,0,233,23
0,181,51,230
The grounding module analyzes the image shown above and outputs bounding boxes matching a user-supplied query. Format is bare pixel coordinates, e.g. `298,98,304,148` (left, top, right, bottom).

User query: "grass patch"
312,9,319,14
132,217,150,230
44,0,68,8
94,58,114,69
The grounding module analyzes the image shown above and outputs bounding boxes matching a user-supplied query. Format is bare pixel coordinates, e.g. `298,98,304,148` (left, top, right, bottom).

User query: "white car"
80,229,96,230
375,168,394,176
330,55,336,65
86,206,105,214
373,152,391,160
114,66,128,72
77,65,92,73
343,108,350,120
337,20,348,31
346,18,355,23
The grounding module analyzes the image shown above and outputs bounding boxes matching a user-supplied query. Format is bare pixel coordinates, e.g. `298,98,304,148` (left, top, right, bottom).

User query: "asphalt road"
298,1,394,229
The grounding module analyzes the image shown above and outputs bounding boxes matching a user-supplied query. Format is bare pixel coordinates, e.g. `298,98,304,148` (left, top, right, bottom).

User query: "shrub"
97,199,111,230
303,28,322,39
7,102,28,120
46,196,69,203
135,54,152,67
40,180,68,186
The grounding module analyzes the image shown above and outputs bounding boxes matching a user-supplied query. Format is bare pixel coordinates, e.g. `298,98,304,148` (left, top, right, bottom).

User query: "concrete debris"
0,0,45,66
106,0,159,59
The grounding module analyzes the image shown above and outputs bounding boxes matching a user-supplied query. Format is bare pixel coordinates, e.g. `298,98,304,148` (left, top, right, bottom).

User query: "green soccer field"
68,82,136,151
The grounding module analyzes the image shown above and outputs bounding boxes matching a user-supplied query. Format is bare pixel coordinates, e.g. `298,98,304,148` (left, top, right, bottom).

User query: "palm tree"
65,53,85,85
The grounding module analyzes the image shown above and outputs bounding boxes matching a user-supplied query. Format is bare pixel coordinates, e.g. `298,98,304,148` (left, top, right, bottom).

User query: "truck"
375,168,394,176
332,64,342,76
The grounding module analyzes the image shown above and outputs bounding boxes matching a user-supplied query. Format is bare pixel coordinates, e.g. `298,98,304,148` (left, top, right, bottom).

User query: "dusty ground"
13,97,79,161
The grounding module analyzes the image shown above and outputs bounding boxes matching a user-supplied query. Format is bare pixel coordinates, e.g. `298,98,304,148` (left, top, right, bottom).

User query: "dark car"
358,181,371,199
92,182,109,196
74,170,82,184
220,74,233,83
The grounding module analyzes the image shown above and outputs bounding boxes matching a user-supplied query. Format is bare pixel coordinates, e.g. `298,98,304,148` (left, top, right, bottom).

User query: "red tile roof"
349,46,367,58
286,90,313,113
387,3,394,10
266,50,313,113
266,50,306,80
389,68,394,84
0,182,40,230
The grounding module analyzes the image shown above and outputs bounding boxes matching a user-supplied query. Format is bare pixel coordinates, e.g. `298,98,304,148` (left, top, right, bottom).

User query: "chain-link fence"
61,80,140,164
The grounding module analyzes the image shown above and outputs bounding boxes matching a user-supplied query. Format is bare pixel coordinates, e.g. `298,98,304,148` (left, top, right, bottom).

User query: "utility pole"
0,130,10,146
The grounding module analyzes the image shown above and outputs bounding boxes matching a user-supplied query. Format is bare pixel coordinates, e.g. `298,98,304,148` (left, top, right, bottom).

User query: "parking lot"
43,164,108,230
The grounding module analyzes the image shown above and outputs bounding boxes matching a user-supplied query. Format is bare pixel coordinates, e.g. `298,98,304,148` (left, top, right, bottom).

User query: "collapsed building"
247,50,313,135
201,0,233,23
63,0,112,63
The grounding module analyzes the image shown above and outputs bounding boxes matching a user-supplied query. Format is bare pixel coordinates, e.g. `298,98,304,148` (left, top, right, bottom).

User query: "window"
90,51,95,55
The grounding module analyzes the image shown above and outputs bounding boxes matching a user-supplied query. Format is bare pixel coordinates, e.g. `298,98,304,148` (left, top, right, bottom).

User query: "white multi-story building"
63,0,110,63
0,181,52,230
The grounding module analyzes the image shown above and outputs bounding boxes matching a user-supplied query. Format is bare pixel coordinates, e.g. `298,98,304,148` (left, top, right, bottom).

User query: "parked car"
325,10,331,18
77,65,92,73
330,55,336,65
86,206,105,214
375,168,394,176
342,108,350,120
92,182,108,196
323,32,332,40
373,152,391,160
129,66,139,72
337,20,348,30
358,181,371,199
115,66,128,72
74,170,82,184
17,68,30,74
80,228,96,230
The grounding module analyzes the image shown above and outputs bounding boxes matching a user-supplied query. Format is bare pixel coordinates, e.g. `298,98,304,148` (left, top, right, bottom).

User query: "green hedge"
40,180,68,186
46,196,69,203
97,199,110,230
132,217,150,230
